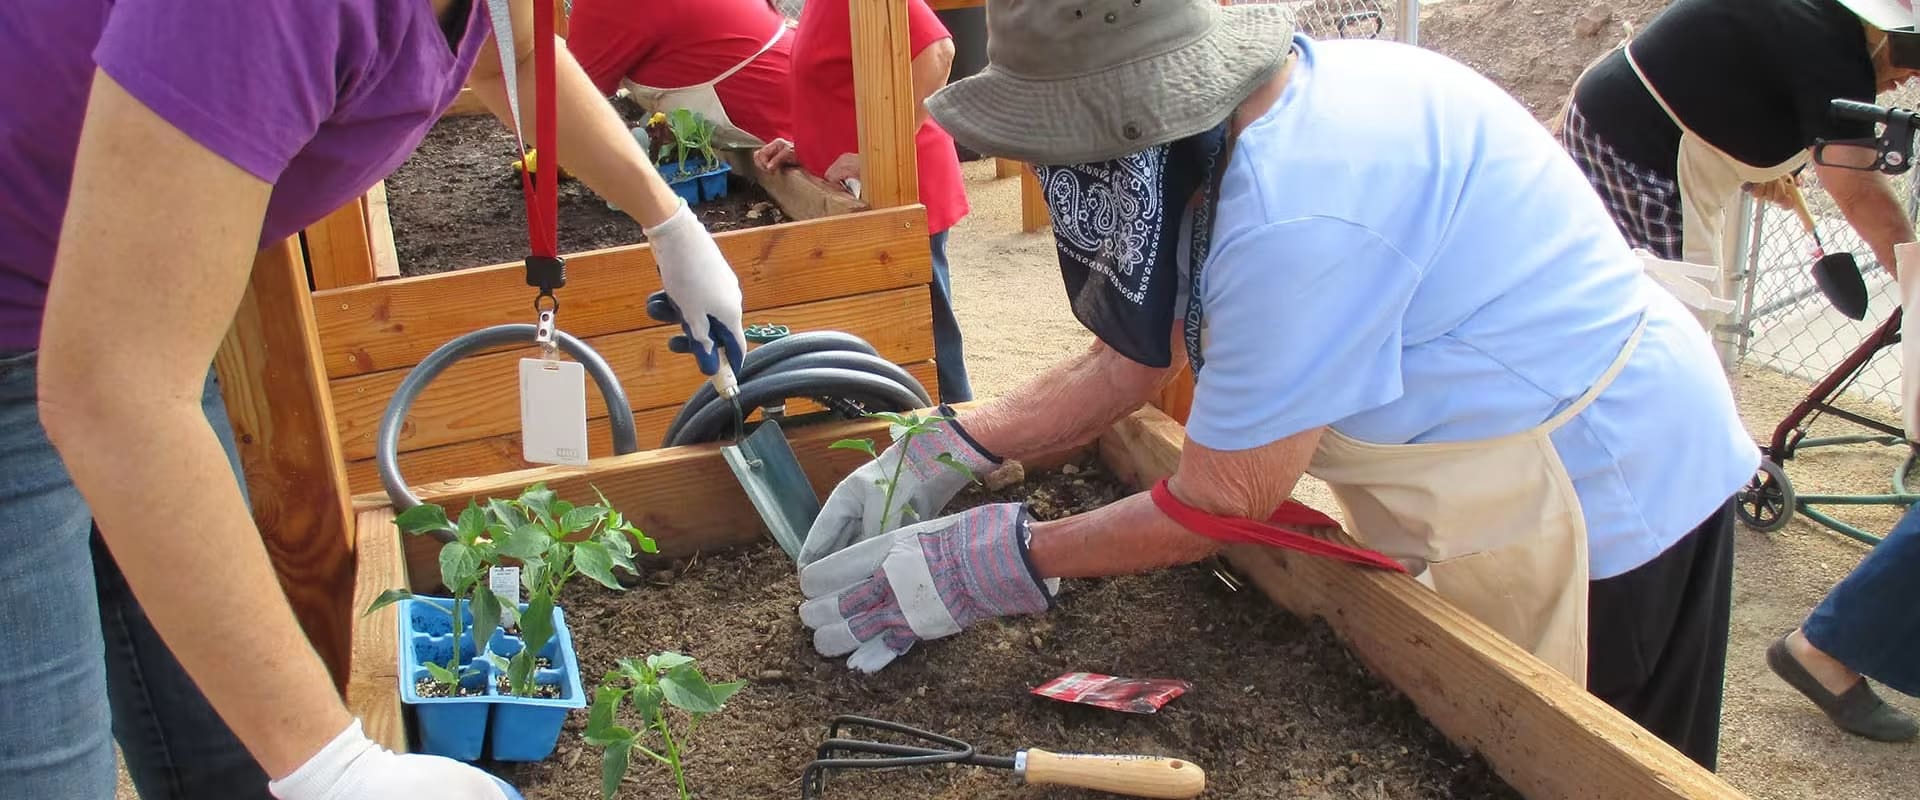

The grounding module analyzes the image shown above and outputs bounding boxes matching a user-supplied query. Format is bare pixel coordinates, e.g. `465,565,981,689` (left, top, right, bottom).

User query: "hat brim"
1838,0,1918,31
926,5,1296,166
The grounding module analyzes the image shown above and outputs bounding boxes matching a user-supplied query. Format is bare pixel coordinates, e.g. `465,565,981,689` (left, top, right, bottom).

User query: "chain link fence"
1222,0,1419,44
1730,83,1920,415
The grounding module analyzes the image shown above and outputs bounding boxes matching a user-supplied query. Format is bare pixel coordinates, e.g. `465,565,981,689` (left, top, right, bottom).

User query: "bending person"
794,0,1755,772
566,0,794,146
3,0,742,797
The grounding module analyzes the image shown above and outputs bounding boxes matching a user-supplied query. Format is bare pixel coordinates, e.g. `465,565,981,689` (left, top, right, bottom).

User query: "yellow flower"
648,112,667,126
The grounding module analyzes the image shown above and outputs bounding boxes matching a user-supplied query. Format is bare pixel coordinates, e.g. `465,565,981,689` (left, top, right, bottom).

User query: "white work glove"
269,719,521,800
799,503,1058,673
797,406,1000,566
643,198,745,376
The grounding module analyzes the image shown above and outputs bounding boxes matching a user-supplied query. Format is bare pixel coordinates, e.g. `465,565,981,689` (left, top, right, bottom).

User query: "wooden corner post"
214,237,358,691
851,0,920,210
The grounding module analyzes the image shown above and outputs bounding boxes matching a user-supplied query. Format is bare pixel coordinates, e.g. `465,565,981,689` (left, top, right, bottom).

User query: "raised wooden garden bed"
347,406,1751,800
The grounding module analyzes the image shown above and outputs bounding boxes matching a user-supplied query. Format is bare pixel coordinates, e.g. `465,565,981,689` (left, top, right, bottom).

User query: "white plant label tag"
520,358,588,465
489,566,523,604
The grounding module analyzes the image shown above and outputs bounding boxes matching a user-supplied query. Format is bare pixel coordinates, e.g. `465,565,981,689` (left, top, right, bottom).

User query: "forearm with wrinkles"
956,339,1178,463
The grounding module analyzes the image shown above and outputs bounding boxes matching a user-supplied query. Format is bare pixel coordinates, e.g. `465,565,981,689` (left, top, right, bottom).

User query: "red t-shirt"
787,0,969,235
565,0,794,144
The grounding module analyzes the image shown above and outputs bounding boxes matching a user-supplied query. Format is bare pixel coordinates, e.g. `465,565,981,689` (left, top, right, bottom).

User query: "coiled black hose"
660,330,932,446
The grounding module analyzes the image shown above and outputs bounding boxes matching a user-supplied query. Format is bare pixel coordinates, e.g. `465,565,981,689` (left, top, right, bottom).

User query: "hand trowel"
647,291,821,563
1782,179,1871,320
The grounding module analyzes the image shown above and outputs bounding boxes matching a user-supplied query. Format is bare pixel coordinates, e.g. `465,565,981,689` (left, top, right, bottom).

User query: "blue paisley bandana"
1035,120,1233,369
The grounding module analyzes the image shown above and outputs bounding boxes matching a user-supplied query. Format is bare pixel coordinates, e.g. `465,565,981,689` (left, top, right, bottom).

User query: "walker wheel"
1736,459,1795,533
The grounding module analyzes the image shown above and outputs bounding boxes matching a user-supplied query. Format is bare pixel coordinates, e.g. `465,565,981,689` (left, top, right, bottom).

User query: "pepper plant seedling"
364,499,501,691
476,483,657,698
585,652,744,800
829,411,981,531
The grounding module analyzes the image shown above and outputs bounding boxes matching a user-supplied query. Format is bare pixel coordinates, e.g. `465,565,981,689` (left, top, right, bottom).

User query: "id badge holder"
520,309,589,465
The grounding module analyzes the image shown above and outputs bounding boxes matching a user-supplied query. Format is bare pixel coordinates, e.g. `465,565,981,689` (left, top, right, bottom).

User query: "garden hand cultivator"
799,715,1206,799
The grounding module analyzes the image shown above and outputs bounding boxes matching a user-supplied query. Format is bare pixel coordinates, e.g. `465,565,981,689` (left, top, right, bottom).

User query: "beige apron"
1898,242,1920,440
1620,45,1810,270
1303,315,1648,685
622,20,790,149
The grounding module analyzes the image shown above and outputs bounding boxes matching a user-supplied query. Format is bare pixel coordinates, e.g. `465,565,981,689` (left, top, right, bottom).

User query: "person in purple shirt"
0,1,745,798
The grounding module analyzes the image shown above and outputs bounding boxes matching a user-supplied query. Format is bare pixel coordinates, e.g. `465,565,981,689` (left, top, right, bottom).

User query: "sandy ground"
113,3,1917,797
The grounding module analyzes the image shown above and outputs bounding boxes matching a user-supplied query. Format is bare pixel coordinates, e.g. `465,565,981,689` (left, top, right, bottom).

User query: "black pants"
1587,498,1736,771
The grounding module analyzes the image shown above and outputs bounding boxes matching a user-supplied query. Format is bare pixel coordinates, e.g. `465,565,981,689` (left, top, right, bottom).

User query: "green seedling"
585,652,744,800
649,108,720,172
829,411,980,531
364,499,501,691
366,483,657,698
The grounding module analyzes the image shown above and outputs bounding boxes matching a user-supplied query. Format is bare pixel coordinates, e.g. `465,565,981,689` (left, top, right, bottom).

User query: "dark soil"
498,676,564,700
384,95,786,277
418,677,485,699
488,455,1519,799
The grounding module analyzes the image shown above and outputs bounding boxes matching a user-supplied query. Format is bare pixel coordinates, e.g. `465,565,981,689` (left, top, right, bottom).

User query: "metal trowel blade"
720,418,822,564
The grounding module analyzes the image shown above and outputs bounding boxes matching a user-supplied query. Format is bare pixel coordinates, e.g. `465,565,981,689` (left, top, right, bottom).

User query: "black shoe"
1767,635,1920,743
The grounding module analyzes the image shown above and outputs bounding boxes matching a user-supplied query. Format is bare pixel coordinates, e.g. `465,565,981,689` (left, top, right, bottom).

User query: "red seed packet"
1030,672,1191,715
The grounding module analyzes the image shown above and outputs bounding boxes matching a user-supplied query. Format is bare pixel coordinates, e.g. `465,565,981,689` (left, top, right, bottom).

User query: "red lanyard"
514,1,558,261
1148,478,1410,573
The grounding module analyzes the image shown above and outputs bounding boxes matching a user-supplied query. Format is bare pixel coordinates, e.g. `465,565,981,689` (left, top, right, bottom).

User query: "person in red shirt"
754,0,974,402
565,0,795,145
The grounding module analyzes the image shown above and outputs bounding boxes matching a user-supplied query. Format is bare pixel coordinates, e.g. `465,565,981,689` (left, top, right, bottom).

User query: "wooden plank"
1152,366,1195,424
995,158,1024,180
313,205,932,378
347,507,406,752
213,237,357,691
1020,164,1050,233
719,150,869,221
1094,407,1747,800
342,360,941,495
925,0,982,10
305,197,378,290
851,0,918,209
364,182,401,281
330,286,935,461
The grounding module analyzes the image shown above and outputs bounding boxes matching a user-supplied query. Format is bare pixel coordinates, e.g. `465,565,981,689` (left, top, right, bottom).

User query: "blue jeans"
0,351,270,798
929,231,973,403
1804,501,1920,697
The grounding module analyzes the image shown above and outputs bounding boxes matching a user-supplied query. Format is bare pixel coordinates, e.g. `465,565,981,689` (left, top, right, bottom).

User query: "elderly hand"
1746,174,1804,212
799,502,1057,673
641,199,745,376
754,137,798,173
798,407,1000,566
824,152,863,191
270,719,522,800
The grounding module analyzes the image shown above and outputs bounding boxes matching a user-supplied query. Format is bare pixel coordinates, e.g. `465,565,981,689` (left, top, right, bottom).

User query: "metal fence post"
1400,0,1419,45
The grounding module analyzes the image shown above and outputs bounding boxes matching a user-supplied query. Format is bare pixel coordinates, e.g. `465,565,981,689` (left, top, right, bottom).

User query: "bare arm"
466,0,682,228
910,37,955,129
958,336,1182,463
37,71,350,778
1815,156,1916,278
1028,426,1325,577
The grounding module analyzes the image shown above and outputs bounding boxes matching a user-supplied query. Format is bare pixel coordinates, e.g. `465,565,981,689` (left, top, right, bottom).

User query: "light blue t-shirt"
1184,35,1758,580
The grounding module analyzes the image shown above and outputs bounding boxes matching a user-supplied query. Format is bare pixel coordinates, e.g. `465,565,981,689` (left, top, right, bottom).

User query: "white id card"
520,358,588,465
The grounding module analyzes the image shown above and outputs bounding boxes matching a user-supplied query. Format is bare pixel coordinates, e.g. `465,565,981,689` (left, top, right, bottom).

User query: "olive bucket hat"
925,0,1297,166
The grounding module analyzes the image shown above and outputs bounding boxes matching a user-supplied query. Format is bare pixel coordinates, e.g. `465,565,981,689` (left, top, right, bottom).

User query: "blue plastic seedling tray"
658,159,733,204
397,595,587,763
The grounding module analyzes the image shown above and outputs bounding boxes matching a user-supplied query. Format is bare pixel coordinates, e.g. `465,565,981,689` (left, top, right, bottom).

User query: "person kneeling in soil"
1,1,745,797
566,0,795,147
751,0,977,403
792,0,1756,773
1766,501,1920,742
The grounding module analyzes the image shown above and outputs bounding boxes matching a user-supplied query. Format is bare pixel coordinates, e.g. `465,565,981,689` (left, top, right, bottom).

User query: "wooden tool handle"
1781,179,1819,235
1021,749,1206,799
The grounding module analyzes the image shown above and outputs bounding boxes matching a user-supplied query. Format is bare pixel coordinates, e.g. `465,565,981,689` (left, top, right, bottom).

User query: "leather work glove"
642,198,746,376
797,407,1000,566
269,719,522,800
798,503,1058,673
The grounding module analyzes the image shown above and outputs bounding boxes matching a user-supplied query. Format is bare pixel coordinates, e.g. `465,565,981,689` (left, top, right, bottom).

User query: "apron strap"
1543,313,1648,430
632,21,789,94
1149,479,1411,573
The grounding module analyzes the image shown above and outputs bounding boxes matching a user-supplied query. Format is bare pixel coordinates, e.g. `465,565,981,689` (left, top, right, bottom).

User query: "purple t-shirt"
0,0,492,351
